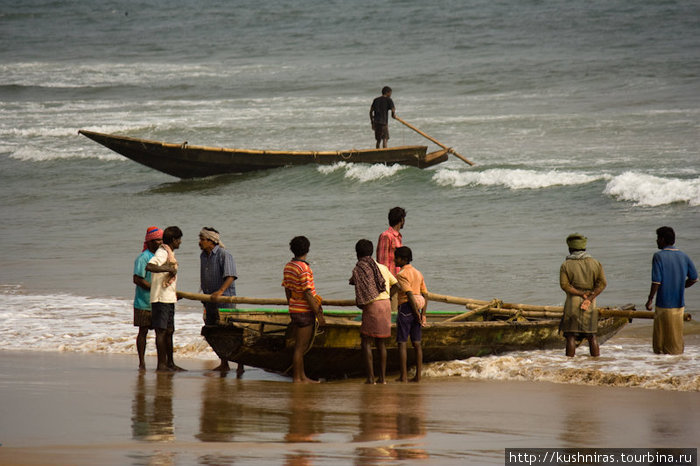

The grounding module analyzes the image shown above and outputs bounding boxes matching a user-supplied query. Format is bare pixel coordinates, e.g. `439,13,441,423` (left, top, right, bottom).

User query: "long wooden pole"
395,116,475,166
177,290,691,321
176,290,356,307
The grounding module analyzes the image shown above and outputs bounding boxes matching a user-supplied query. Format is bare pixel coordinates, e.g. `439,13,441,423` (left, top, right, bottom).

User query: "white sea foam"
8,145,125,162
0,292,216,359
423,342,700,391
603,172,700,207
432,168,610,190
2,290,698,390
317,162,407,182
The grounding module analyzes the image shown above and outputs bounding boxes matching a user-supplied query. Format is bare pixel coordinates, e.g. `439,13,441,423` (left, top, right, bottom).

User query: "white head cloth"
200,228,225,249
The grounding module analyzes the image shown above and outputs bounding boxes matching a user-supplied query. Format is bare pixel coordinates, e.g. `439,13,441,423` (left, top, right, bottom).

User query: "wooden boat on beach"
177,291,650,380
78,129,449,178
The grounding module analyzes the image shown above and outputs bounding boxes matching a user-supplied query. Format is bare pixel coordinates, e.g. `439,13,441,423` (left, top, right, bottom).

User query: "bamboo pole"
176,290,356,307
177,290,692,321
395,116,475,166
441,300,495,323
424,291,565,312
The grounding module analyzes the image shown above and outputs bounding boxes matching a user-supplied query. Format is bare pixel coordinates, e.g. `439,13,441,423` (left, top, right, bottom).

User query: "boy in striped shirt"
282,236,325,383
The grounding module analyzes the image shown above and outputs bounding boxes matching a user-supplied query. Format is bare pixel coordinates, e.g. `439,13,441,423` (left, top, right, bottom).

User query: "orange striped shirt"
282,260,317,313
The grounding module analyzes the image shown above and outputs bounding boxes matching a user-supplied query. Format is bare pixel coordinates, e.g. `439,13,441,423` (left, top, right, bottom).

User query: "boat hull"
79,130,449,178
201,311,629,379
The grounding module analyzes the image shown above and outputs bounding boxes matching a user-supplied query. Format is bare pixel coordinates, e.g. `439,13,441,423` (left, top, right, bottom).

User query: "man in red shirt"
376,207,405,276
377,207,406,311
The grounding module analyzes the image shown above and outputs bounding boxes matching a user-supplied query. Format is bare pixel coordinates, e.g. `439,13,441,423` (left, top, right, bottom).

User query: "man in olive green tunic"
559,233,607,357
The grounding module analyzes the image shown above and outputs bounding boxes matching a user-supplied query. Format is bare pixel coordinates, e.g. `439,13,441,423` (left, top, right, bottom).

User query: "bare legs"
362,336,387,384
565,333,600,357
398,341,422,383
155,328,186,372
155,328,170,372
136,326,149,370
292,324,318,383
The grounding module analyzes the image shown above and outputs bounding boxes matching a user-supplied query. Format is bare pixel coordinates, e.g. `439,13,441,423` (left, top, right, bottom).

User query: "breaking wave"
603,171,700,207
424,341,700,392
432,168,610,190
0,291,216,359
318,162,407,182
432,168,700,207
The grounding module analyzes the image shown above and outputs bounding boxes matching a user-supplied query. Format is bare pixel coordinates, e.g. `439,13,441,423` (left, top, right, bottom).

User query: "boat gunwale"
78,129,428,157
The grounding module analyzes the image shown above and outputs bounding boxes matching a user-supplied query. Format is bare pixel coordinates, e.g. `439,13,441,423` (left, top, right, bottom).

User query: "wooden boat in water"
78,129,449,178
177,291,644,380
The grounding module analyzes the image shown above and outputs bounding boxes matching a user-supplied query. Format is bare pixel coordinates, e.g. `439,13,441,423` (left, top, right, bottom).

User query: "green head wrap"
566,233,587,250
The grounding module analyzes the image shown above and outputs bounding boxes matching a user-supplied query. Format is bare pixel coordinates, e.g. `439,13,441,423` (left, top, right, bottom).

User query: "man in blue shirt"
199,227,242,374
133,226,162,370
645,226,698,354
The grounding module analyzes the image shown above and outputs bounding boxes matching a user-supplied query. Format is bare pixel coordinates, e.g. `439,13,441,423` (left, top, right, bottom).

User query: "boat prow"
78,130,449,178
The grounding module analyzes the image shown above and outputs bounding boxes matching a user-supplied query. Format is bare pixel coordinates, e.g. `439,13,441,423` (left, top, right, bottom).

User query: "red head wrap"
143,226,163,251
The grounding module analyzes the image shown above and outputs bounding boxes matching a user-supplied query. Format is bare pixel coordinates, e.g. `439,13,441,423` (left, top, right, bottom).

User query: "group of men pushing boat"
131,206,430,383
131,208,697,382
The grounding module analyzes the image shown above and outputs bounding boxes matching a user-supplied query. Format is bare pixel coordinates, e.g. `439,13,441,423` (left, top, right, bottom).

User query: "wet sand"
0,351,697,465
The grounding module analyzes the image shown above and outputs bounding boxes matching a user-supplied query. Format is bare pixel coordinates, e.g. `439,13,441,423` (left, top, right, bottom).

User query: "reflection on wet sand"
353,385,428,463
558,386,602,448
131,372,175,443
284,384,326,465
130,372,176,466
196,373,243,443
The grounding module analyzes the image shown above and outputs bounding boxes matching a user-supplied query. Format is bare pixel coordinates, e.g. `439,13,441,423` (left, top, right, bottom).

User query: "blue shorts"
151,302,175,330
396,302,421,343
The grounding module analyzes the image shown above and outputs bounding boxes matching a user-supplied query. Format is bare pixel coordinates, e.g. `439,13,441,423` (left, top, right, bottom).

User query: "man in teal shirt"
133,226,162,370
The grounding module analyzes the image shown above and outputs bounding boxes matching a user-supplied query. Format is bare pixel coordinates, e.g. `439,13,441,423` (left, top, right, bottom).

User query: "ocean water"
1,0,699,391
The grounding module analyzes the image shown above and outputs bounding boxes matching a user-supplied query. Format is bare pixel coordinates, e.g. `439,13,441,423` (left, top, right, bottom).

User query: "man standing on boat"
559,233,607,357
133,226,162,370
146,226,185,372
645,226,697,355
377,207,406,311
370,86,396,148
199,227,243,375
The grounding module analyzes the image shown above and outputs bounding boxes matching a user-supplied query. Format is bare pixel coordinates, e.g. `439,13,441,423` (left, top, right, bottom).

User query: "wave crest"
317,162,407,182
432,168,608,190
604,172,700,206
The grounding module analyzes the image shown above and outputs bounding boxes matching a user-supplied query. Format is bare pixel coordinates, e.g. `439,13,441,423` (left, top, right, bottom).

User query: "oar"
395,116,475,166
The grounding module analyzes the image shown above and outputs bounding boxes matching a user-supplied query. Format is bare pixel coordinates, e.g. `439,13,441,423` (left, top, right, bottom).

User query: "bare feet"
365,379,376,385
409,376,421,383
293,376,320,384
212,363,230,372
169,364,187,372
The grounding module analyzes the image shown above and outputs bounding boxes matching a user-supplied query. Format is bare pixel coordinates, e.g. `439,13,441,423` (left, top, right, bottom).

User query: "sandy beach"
0,350,697,465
